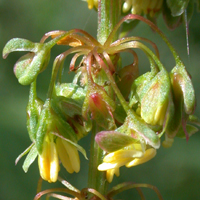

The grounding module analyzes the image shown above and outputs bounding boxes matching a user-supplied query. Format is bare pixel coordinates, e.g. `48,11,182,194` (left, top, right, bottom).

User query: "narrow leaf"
22,145,38,173
15,143,35,165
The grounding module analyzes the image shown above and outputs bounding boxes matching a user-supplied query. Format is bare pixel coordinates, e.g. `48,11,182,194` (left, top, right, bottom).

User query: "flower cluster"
84,0,197,30
3,8,199,190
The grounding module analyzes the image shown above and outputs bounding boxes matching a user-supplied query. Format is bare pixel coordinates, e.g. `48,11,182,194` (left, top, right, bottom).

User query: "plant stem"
87,0,122,195
87,122,108,195
97,0,122,45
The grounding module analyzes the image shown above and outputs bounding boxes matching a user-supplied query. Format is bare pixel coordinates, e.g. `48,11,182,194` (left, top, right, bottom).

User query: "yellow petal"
98,157,133,171
106,168,115,183
103,149,143,163
114,167,120,177
49,138,59,182
38,139,50,181
56,138,74,173
62,140,80,173
38,135,59,183
106,167,120,183
126,148,156,168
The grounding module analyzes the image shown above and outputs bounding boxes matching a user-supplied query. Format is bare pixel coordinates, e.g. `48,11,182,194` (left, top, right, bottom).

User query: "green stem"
87,0,122,196
87,122,108,196
97,0,122,44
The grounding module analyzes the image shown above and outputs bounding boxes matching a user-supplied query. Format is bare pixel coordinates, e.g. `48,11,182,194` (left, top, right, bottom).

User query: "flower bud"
139,69,170,126
82,83,116,130
170,65,195,115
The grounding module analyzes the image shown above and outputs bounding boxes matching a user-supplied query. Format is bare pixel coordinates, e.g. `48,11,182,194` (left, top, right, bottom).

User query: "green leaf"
167,0,190,16
95,131,136,153
15,143,35,165
22,145,38,173
2,38,38,59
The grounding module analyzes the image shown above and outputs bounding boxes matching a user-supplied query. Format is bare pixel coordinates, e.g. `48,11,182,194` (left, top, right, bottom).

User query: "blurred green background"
0,0,200,199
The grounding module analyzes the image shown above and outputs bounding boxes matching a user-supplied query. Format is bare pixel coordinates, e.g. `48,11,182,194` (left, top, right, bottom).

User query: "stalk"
87,0,122,196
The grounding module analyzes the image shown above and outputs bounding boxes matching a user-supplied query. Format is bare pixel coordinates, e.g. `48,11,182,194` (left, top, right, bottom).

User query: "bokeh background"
0,0,200,199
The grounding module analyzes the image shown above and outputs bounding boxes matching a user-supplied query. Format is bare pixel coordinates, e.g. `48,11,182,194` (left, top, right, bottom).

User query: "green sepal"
22,144,38,173
14,47,50,85
36,99,80,154
3,32,73,85
167,0,190,16
51,83,86,118
95,131,136,153
127,110,160,149
54,132,87,160
139,69,171,126
82,83,116,130
26,81,43,142
129,71,155,108
2,38,38,59
53,113,78,143
165,92,182,138
15,143,35,165
176,124,199,138
170,64,195,115
35,100,52,154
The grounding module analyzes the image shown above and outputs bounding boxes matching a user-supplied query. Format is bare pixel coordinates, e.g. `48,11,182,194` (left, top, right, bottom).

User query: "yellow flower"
56,137,80,174
98,143,156,183
38,134,80,183
38,134,59,183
